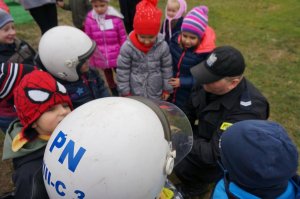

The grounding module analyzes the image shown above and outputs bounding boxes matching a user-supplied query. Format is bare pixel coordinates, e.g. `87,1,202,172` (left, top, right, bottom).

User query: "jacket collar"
193,78,246,112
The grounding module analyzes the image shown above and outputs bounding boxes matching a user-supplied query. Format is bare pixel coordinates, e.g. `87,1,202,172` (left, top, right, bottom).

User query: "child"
2,70,72,199
38,25,110,109
212,120,299,198
56,0,92,30
168,5,216,110
0,9,38,133
161,0,187,44
84,0,127,96
63,60,111,109
0,9,36,65
0,63,37,133
117,0,173,100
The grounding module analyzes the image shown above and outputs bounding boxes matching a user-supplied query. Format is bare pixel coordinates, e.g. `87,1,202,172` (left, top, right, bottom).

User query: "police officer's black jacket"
182,78,269,167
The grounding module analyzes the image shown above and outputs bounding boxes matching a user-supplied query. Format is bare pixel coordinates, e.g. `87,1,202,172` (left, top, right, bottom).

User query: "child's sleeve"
116,43,132,96
84,13,92,37
160,43,173,94
179,75,194,89
94,69,111,97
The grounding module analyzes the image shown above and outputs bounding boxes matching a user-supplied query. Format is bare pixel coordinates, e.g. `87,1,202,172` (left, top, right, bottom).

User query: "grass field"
0,0,299,197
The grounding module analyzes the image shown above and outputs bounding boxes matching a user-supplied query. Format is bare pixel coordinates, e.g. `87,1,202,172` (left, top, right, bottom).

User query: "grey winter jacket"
117,33,173,100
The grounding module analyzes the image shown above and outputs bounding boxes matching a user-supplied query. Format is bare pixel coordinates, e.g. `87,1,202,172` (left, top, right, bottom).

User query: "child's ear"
32,122,37,129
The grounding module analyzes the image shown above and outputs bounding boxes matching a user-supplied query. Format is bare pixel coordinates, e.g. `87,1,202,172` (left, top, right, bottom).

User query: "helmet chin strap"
55,58,80,81
165,144,176,175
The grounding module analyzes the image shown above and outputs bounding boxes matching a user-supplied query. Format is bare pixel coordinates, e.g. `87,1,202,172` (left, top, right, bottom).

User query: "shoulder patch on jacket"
240,100,252,107
220,122,233,131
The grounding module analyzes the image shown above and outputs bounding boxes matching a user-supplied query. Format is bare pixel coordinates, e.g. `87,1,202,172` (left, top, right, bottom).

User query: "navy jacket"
63,69,110,109
183,78,269,167
169,27,216,109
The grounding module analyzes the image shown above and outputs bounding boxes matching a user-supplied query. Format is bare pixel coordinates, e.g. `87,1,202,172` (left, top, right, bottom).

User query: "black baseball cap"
190,46,245,85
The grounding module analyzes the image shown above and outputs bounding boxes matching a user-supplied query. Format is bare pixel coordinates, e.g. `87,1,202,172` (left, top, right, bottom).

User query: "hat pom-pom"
199,5,209,15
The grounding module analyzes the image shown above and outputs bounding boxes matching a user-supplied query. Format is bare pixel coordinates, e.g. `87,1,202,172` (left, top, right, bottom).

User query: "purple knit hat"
181,5,208,39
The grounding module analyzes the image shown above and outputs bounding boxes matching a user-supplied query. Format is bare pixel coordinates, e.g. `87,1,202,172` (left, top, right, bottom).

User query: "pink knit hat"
181,5,208,39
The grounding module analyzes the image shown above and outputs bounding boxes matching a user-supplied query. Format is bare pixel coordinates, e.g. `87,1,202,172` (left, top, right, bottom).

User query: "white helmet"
43,97,193,199
38,26,96,82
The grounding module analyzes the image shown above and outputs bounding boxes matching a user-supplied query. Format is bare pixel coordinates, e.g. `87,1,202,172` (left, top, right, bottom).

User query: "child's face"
181,31,199,48
0,22,16,44
166,1,180,18
137,34,157,46
92,1,108,15
80,60,90,73
32,103,71,135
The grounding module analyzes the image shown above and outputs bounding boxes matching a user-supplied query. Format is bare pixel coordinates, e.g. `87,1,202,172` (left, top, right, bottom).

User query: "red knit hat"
133,0,162,35
13,70,72,144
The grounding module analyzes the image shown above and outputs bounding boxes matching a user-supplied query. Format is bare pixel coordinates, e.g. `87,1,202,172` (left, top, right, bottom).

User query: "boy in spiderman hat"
2,70,72,199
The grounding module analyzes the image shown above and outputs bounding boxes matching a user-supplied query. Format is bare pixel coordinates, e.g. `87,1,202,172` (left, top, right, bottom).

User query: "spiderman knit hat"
181,5,208,39
13,70,72,141
133,0,162,35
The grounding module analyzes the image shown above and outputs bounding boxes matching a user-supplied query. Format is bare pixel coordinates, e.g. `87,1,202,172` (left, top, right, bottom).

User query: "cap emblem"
206,53,217,67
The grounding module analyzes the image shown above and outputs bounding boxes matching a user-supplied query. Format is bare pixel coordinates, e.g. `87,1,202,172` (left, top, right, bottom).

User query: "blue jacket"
212,178,300,199
169,26,216,109
161,17,184,44
63,69,110,109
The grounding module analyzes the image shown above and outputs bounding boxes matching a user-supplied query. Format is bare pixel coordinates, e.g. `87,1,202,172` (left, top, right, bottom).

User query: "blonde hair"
167,0,180,10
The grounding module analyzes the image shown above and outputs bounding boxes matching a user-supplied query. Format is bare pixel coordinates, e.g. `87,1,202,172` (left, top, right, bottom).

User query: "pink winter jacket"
85,7,127,69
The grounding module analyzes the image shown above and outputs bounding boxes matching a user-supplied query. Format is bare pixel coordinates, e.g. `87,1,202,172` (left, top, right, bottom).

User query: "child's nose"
9,29,16,35
58,104,69,115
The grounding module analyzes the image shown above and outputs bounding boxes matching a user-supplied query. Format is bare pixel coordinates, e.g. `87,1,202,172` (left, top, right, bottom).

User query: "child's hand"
168,78,180,88
56,0,64,7
161,91,170,101
121,92,132,97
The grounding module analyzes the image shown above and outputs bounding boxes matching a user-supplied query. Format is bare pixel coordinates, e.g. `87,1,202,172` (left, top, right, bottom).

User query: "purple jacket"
85,7,127,69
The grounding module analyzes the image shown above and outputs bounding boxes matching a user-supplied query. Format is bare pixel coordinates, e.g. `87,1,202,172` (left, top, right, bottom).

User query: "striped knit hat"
181,5,208,39
0,63,37,101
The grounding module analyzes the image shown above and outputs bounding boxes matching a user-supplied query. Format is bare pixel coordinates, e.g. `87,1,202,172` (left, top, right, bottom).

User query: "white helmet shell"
38,26,95,82
43,97,173,199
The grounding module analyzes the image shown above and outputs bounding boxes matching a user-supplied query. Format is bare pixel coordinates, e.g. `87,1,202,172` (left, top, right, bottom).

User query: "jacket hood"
176,26,216,53
2,120,47,160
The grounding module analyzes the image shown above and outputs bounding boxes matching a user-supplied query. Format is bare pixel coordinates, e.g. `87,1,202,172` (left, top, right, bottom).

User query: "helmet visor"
154,100,193,166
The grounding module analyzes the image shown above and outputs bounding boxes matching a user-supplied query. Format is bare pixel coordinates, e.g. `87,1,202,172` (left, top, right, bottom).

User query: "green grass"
4,0,33,24
0,0,299,196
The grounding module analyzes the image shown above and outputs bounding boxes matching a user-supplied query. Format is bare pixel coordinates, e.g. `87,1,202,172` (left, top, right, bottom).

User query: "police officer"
173,46,270,197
